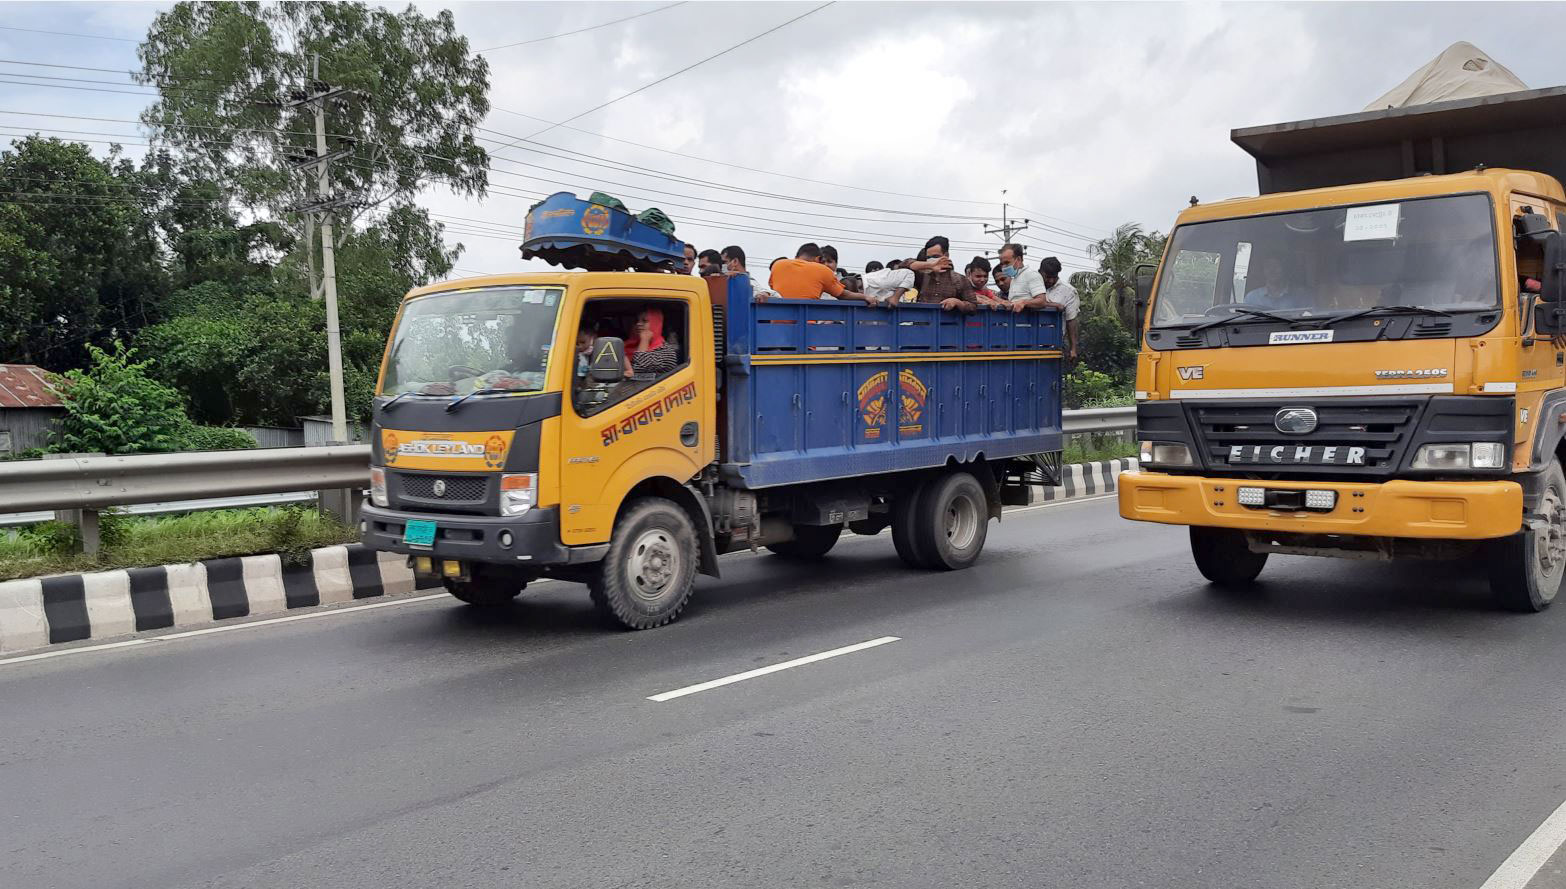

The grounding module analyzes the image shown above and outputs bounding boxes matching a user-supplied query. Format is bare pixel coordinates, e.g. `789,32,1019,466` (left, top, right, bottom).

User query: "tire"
891,479,931,568
913,471,989,571
443,576,523,607
587,497,699,630
767,524,843,559
1487,461,1566,613
1189,526,1267,588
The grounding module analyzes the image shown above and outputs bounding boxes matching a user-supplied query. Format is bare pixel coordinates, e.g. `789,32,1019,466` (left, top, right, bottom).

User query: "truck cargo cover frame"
1232,86,1566,194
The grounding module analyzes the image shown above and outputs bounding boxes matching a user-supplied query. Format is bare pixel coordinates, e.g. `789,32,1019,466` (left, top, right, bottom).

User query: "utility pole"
285,55,362,445
984,188,1030,250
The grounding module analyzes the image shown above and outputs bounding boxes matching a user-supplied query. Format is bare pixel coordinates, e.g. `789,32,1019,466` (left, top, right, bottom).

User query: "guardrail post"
52,507,101,555
317,488,362,526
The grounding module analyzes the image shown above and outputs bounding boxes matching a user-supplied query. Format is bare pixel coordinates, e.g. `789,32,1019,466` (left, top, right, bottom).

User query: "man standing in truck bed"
901,236,979,312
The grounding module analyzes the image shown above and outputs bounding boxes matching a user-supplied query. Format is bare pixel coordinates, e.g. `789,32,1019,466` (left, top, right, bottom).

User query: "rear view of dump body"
714,276,1065,490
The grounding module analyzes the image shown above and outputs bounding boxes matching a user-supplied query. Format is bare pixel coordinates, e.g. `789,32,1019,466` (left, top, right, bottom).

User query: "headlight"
499,472,537,516
1411,443,1506,470
369,467,388,507
1138,441,1194,467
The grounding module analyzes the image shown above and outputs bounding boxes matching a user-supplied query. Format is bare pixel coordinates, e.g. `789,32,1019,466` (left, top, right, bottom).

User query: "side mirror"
1540,230,1565,304
589,336,626,382
1534,301,1566,335
1133,261,1158,327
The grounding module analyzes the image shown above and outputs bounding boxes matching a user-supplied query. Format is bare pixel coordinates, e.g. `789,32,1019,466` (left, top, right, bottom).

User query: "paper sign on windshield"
1344,204,1401,241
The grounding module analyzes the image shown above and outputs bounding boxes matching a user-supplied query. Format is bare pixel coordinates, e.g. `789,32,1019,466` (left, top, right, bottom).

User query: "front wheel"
1190,527,1267,588
588,498,699,630
1486,461,1566,613
767,524,843,560
443,576,523,607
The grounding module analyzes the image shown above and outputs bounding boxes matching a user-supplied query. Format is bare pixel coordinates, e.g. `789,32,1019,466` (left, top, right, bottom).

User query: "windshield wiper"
445,387,511,413
1190,305,1300,333
1310,304,1453,328
380,391,412,412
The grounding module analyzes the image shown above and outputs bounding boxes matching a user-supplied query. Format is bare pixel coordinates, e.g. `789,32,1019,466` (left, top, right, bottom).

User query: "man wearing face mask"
998,244,1078,359
899,236,978,312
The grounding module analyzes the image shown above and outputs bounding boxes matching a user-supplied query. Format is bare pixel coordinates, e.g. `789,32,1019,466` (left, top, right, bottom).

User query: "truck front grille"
1190,399,1419,475
399,473,489,503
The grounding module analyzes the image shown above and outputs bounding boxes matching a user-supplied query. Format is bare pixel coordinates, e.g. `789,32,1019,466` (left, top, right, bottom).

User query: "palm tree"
1084,223,1166,329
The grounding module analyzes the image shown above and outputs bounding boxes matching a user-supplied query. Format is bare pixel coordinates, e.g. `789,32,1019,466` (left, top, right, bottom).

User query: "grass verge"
0,506,359,582
1063,437,1138,465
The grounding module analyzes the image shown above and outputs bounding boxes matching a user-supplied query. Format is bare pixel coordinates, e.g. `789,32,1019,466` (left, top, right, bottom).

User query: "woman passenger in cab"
625,306,679,378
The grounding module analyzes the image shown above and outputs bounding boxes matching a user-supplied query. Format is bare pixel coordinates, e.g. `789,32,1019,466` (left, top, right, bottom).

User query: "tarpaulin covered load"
1364,41,1528,111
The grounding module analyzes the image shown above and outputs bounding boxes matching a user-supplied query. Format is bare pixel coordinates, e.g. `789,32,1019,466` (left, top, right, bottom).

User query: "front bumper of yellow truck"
1117,471,1522,540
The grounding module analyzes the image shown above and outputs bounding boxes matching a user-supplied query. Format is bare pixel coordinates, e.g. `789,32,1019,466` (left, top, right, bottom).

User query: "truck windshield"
1151,193,1498,327
380,286,563,396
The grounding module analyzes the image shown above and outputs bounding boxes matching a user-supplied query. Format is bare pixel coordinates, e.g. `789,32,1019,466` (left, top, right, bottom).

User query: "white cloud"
7,0,1566,280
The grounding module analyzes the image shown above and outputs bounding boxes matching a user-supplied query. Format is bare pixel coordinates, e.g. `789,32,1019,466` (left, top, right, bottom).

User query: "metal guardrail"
0,445,370,513
0,408,1137,532
1062,406,1136,435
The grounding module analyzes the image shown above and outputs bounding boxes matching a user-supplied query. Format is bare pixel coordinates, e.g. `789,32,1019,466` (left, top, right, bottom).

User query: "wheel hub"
943,493,979,551
628,529,679,601
1538,485,1566,577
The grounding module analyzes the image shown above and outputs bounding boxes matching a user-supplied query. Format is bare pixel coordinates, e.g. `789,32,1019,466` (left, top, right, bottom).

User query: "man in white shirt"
1000,244,1079,360
861,265,916,305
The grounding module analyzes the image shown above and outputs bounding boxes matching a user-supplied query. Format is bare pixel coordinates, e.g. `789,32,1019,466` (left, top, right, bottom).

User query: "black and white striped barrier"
1035,457,1138,501
0,545,419,655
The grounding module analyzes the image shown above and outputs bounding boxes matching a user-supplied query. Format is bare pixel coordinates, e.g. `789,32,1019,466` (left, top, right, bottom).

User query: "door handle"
680,422,699,447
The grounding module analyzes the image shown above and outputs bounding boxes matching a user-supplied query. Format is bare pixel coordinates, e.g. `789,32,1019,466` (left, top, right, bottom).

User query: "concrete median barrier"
0,544,419,655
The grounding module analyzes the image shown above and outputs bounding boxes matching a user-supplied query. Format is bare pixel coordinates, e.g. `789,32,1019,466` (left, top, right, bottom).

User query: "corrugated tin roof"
0,365,63,409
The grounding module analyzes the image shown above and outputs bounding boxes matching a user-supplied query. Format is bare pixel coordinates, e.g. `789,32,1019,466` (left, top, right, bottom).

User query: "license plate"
403,520,437,547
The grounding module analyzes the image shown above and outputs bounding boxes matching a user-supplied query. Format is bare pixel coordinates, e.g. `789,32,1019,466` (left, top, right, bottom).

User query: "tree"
136,2,489,245
51,343,191,455
1083,223,1167,330
0,137,168,368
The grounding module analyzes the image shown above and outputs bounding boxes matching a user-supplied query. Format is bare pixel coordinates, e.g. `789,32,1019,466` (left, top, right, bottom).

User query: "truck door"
1512,197,1565,394
559,289,710,546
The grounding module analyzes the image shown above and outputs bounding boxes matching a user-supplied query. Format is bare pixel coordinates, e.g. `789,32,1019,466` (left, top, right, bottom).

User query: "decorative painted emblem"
581,204,611,236
1274,406,1318,435
484,434,506,468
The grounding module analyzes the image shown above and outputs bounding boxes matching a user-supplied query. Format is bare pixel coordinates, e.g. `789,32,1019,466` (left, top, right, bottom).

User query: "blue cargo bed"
717,276,1064,489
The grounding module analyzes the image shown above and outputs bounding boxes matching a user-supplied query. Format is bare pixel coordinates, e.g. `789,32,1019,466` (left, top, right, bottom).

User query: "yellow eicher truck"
1119,86,1566,611
360,193,1066,629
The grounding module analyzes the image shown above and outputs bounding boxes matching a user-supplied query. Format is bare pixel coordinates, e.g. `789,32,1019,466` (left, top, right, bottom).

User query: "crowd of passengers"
679,236,1080,360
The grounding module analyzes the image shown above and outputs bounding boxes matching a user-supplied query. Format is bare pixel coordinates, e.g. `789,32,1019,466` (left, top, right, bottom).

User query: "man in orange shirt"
767,243,873,302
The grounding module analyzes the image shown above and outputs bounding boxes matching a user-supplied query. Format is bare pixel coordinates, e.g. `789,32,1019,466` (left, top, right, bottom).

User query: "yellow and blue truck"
361,193,1066,628
1119,86,1566,611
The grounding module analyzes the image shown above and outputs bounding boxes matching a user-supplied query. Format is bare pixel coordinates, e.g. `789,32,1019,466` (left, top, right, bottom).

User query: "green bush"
181,425,257,451
50,342,190,455
18,520,79,555
1064,367,1130,409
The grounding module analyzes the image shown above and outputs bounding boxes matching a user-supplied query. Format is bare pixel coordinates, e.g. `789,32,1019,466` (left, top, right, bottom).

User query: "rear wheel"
443,576,523,607
588,498,699,630
767,524,843,559
914,471,989,570
1190,527,1267,588
1487,461,1566,613
891,479,931,568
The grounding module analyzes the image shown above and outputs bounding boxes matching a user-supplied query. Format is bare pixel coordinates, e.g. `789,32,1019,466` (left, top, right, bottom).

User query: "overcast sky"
5,1,1566,281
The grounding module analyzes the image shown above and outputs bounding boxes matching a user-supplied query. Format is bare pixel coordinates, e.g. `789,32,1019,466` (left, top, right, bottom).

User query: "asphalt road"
3,495,1566,889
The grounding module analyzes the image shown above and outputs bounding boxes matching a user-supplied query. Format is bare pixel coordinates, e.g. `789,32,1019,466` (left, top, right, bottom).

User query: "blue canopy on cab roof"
520,192,686,272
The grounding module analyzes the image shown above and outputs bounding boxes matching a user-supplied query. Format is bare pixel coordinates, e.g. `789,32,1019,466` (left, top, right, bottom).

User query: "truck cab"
1119,87,1566,611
